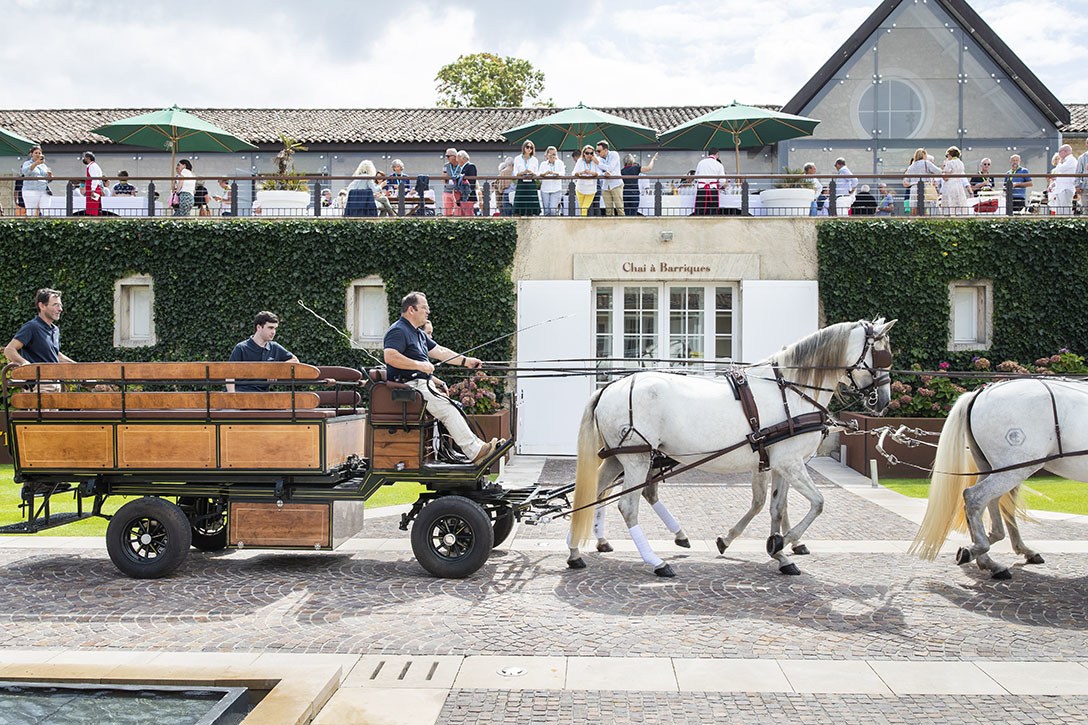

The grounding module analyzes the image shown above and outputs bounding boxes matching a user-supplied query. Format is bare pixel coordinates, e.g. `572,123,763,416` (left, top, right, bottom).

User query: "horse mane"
766,321,856,390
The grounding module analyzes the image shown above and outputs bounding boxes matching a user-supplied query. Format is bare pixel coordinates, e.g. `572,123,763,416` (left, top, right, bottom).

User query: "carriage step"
0,511,97,534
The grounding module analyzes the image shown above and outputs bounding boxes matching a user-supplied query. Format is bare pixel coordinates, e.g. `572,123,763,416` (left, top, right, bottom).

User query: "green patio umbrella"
91,105,256,177
0,125,36,156
501,103,658,151
658,101,820,174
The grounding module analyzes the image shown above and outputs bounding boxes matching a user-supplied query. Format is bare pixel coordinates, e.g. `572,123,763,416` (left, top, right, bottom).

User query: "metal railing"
4,172,1083,218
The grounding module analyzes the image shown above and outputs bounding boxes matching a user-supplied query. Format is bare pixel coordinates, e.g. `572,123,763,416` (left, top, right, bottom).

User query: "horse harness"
580,324,893,514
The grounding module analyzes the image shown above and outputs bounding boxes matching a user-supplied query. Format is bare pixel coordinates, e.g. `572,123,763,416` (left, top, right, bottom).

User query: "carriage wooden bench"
1,361,540,580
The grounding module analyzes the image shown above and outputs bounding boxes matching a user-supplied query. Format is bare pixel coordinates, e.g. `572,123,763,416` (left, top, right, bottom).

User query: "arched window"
859,79,923,138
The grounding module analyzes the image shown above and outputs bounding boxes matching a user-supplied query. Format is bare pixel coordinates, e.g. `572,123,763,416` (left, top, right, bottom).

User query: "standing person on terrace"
512,140,541,216
694,148,725,216
82,151,106,217
572,145,600,216
172,158,195,217
834,157,857,197
456,150,478,216
621,152,657,217
903,148,940,216
803,162,825,216
1051,144,1077,215
1005,154,1032,213
595,141,623,215
20,146,53,217
383,292,501,464
1076,147,1088,212
538,146,566,216
941,146,970,216
441,148,460,216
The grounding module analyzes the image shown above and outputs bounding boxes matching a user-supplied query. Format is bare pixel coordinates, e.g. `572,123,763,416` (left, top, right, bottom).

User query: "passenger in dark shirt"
227,310,299,392
4,288,76,366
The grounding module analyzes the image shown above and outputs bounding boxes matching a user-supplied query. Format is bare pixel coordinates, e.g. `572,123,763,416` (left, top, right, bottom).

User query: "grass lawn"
882,476,1088,515
0,464,429,537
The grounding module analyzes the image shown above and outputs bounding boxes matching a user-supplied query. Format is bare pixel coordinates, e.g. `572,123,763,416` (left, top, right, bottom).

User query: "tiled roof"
1064,103,1088,134
0,106,744,147
4,103,1081,146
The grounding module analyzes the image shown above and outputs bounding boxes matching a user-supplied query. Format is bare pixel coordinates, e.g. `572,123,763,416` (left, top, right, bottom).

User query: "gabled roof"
1065,104,1088,134
0,106,726,147
781,0,1069,127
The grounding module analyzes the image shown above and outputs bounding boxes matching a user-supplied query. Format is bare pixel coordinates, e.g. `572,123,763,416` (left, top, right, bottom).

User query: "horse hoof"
791,544,810,556
716,537,728,554
675,538,691,549
992,568,1012,580
766,534,784,556
1026,553,1045,565
955,547,974,566
596,542,614,553
567,558,586,570
779,563,801,576
654,563,676,578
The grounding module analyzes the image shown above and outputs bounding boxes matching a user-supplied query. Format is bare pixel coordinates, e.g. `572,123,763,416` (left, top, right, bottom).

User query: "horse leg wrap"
628,524,664,568
592,508,607,541
651,501,682,535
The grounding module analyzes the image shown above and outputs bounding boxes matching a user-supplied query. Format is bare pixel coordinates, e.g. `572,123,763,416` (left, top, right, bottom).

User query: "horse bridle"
844,321,893,409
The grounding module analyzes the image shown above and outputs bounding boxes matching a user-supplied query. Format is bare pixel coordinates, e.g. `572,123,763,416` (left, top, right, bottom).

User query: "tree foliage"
435,53,551,108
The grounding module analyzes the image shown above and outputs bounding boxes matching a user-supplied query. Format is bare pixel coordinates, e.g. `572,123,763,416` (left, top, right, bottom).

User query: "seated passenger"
382,292,501,464
226,310,299,392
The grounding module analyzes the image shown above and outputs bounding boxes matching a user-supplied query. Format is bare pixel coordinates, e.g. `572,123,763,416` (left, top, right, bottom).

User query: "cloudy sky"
2,0,1085,109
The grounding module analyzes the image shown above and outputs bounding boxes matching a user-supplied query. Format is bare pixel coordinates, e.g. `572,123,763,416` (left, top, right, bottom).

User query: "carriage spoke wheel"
410,496,493,578
106,497,192,579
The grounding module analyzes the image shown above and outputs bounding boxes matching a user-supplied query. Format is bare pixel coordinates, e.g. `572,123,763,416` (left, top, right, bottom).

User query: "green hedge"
818,218,1088,368
0,219,518,368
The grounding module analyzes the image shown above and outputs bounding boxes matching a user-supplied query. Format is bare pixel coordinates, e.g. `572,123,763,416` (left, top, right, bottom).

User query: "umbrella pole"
734,135,741,175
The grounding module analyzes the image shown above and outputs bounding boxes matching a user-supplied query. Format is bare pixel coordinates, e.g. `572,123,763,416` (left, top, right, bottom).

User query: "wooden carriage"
2,361,523,579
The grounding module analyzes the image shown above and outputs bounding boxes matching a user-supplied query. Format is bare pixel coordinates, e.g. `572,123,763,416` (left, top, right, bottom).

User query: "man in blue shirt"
383,291,500,464
227,311,299,392
4,288,76,366
1005,154,1032,213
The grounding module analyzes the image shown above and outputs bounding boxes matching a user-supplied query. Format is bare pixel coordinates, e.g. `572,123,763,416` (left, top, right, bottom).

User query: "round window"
859,80,923,138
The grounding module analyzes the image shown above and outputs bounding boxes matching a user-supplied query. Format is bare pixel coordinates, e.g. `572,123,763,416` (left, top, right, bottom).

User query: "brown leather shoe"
473,438,498,464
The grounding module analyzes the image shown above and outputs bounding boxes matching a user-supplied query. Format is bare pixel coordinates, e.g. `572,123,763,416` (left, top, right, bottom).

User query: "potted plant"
255,133,311,212
758,166,815,216
841,351,1088,477
448,370,510,465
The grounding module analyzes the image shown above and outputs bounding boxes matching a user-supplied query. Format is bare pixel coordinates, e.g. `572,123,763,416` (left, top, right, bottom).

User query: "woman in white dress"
941,146,970,216
903,148,941,216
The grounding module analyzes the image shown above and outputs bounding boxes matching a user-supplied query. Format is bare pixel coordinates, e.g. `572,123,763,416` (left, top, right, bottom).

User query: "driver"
382,291,501,464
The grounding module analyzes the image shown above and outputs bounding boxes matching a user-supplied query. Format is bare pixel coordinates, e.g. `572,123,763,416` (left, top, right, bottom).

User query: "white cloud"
0,0,1082,110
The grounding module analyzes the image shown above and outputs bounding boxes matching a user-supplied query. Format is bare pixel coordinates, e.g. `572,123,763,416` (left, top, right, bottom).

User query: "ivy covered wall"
0,219,518,368
818,218,1088,367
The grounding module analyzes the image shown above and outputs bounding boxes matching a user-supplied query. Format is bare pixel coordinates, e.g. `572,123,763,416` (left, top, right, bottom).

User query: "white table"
42,195,165,217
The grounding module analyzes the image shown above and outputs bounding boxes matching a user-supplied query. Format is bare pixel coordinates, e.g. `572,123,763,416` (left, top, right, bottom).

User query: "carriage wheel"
179,496,228,552
491,505,515,548
410,496,493,578
106,497,192,579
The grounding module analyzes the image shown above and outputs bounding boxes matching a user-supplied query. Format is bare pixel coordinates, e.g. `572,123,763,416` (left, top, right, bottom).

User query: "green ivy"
0,219,518,369
818,218,1088,368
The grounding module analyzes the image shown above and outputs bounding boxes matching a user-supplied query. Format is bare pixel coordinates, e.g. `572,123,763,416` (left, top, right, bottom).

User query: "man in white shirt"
694,148,725,215
82,151,106,216
834,157,857,197
1051,144,1077,215
595,141,623,216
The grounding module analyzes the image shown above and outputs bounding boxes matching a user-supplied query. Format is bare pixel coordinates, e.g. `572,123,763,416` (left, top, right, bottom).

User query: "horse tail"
569,387,606,548
909,388,981,560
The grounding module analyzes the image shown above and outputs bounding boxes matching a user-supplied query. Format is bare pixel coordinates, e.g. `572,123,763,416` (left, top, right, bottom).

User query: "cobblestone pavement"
439,691,1088,724
3,457,1088,723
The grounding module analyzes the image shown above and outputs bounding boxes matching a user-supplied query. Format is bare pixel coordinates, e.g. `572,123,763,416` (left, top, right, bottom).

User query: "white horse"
568,319,896,577
911,377,1088,579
